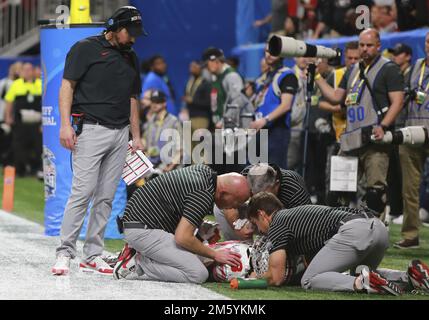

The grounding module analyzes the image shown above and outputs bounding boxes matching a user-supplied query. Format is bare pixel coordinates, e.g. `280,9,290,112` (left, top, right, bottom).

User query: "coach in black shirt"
247,192,404,295
115,165,251,284
52,6,145,276
214,163,311,241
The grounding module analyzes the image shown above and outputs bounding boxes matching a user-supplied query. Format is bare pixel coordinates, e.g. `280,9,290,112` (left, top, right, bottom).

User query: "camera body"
404,87,417,101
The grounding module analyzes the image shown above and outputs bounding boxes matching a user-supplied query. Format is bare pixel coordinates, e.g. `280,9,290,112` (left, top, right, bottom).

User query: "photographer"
305,57,337,204
251,43,299,169
203,47,244,129
395,31,429,249
318,41,359,207
315,28,404,218
287,57,308,172
203,47,247,174
387,44,413,224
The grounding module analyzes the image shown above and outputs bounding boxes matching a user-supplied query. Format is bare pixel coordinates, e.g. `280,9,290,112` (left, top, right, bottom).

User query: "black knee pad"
365,186,387,215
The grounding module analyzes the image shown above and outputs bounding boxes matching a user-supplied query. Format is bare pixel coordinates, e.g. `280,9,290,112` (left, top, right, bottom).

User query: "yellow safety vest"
5,78,42,104
332,68,346,141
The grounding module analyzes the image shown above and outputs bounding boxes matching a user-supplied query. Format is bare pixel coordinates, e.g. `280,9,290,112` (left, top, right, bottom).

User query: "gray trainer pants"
124,228,209,284
301,218,389,292
56,124,129,262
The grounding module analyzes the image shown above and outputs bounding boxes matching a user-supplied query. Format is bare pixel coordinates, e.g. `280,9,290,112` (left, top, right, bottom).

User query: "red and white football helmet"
210,241,252,282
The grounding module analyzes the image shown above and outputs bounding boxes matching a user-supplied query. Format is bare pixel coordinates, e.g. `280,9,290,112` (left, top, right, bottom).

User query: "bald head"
360,28,380,43
215,173,251,210
359,28,381,65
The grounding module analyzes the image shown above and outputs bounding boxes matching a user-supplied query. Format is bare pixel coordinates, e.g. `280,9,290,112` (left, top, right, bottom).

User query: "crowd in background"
253,0,429,41
1,3,429,248
133,30,429,251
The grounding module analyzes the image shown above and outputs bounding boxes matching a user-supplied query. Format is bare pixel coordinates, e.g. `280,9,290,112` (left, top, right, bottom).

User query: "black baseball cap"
106,6,148,37
389,43,412,56
150,90,167,103
202,47,225,62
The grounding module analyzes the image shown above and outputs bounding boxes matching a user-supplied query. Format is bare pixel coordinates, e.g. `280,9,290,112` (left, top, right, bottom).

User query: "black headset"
105,6,141,32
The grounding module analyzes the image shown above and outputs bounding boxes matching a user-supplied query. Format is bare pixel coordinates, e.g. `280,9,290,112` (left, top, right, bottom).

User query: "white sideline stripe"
0,210,228,300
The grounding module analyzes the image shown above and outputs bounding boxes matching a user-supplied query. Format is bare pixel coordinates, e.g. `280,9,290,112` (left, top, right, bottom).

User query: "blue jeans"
268,125,291,169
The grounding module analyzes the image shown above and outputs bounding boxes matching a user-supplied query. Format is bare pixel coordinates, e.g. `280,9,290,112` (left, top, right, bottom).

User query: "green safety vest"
211,67,235,121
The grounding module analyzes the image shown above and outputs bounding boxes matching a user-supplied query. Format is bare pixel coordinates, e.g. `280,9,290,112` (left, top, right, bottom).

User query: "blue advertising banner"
40,24,125,239
130,0,237,115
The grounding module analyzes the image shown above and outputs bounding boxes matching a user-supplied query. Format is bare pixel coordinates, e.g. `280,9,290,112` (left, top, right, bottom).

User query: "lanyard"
148,112,167,148
350,64,370,93
418,61,429,92
186,76,203,98
294,65,300,78
294,65,305,80
349,56,382,94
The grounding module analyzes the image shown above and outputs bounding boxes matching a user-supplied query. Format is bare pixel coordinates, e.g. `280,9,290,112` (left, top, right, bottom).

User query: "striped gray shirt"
123,165,217,233
242,165,311,208
268,205,363,257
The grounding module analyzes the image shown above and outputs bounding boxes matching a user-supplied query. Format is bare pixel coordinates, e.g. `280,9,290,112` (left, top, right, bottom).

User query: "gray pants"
301,218,389,292
124,228,209,284
213,205,241,241
56,124,129,262
287,129,302,171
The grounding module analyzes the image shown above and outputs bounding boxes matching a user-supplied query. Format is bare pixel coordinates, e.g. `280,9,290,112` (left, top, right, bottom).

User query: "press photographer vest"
340,56,390,152
405,58,429,128
145,112,179,165
255,66,295,127
289,66,306,129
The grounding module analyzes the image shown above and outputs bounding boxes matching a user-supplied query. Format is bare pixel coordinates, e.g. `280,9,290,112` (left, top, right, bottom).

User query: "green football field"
1,171,429,300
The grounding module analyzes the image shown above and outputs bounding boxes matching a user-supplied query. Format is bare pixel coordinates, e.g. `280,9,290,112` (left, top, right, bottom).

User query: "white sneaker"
419,208,429,227
360,267,402,296
392,215,403,225
79,256,113,275
113,244,139,280
52,255,71,276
